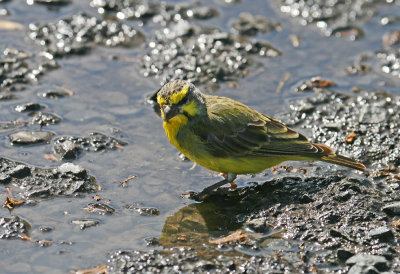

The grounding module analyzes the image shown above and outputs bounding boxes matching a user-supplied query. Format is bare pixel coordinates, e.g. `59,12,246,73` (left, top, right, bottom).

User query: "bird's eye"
178,94,189,105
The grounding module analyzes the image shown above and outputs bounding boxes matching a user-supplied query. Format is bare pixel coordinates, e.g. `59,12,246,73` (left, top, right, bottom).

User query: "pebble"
369,226,394,242
9,131,54,144
382,202,400,215
72,219,99,230
86,203,115,215
53,140,80,160
14,103,46,113
0,216,31,239
57,163,85,175
346,254,388,271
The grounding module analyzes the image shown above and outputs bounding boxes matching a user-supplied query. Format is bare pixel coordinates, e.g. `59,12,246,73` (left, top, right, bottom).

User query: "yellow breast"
163,116,290,174
163,114,188,149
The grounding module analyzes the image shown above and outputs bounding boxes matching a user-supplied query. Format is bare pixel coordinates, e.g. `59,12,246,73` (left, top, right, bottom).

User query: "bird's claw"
188,191,209,201
229,182,237,189
181,191,208,201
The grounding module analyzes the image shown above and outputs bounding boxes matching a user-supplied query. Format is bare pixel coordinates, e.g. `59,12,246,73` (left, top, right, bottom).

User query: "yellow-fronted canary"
156,80,365,198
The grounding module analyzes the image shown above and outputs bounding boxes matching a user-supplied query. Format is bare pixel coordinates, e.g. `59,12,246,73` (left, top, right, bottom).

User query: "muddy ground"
1,0,400,273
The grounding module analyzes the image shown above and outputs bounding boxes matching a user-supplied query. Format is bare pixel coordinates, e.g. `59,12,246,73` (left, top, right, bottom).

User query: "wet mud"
108,87,400,273
1,0,400,273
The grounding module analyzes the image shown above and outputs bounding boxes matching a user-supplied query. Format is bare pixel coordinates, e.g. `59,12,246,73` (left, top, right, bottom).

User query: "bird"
156,79,366,199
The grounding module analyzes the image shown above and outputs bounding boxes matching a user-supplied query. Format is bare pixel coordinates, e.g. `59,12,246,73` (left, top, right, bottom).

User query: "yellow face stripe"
182,100,197,116
157,95,167,106
169,85,189,105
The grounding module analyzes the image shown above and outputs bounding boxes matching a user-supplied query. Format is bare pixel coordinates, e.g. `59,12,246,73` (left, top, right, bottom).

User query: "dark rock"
323,123,341,132
346,63,371,75
346,254,389,271
28,13,145,57
330,229,349,240
0,48,30,91
90,0,217,24
107,246,304,273
125,203,160,216
53,132,126,159
295,77,335,92
9,165,31,178
108,248,200,273
9,131,54,144
28,0,71,6
331,26,364,41
0,93,17,100
136,207,160,216
30,112,61,126
37,90,69,99
86,203,115,215
39,226,54,232
382,202,400,215
231,12,279,36
0,173,11,184
53,140,81,160
71,219,99,230
189,6,218,20
143,21,280,86
377,50,400,78
245,217,267,232
0,157,96,200
1,48,59,92
334,190,353,202
369,226,394,242
0,216,31,239
145,237,159,246
299,194,313,203
90,0,162,21
279,0,394,40
337,249,354,262
57,163,86,177
14,102,46,112
348,264,379,274
281,89,400,168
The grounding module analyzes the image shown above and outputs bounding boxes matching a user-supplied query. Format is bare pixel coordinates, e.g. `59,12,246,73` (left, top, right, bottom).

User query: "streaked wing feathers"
202,97,322,158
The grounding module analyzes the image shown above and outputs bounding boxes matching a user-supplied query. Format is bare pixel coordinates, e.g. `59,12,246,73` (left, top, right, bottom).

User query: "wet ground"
1,0,400,273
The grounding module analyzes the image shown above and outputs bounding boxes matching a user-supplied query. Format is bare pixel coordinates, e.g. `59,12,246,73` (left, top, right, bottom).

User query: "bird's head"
156,80,205,123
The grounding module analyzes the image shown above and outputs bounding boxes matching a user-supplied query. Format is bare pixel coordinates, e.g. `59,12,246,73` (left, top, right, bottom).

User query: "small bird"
156,79,365,198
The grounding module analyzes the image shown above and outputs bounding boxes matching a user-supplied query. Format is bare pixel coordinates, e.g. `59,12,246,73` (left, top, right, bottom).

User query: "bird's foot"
186,178,231,201
182,191,208,201
185,174,238,201
220,173,237,181
188,191,209,201
229,182,237,189
219,174,237,189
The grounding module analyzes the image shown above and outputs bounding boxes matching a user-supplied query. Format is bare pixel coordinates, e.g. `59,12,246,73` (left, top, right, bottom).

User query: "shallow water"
0,0,399,272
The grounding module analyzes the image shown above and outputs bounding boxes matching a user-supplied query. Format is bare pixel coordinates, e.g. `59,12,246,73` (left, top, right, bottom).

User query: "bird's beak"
162,105,180,122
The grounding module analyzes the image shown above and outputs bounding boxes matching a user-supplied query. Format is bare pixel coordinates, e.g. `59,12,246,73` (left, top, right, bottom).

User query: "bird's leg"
220,173,236,182
195,178,229,196
221,173,237,189
225,173,237,184
190,173,237,201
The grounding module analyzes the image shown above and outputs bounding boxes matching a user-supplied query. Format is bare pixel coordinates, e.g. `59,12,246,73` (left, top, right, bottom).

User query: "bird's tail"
313,143,366,171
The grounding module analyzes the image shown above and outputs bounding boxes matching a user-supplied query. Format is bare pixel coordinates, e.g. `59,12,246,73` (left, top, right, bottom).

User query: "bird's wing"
201,96,324,158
